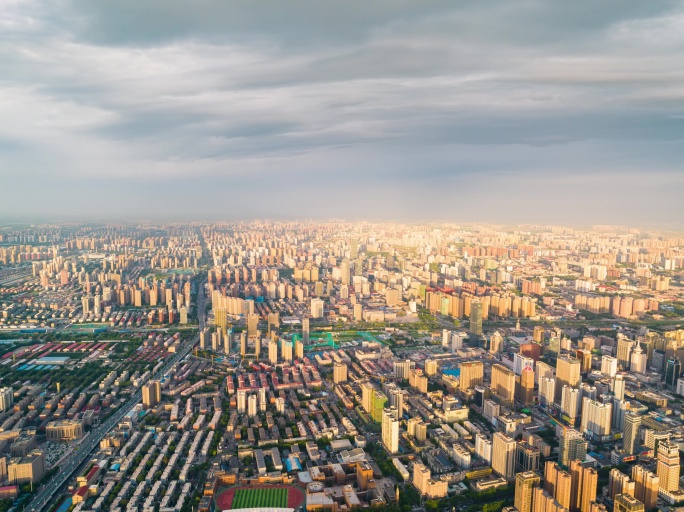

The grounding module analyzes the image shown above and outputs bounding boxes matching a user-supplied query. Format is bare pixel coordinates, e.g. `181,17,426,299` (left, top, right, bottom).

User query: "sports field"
232,487,289,509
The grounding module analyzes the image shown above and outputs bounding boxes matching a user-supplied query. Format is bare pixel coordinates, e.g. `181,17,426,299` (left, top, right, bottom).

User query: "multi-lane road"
26,281,207,512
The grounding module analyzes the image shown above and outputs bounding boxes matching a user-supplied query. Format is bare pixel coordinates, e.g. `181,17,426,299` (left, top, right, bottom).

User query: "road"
26,281,206,512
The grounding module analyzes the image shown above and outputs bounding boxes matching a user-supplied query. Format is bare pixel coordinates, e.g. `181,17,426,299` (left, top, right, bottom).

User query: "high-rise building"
632,465,659,510
539,377,556,408
302,317,310,344
556,356,581,401
371,392,388,422
544,461,572,510
561,386,580,424
237,390,246,414
311,298,325,319
382,407,399,454
470,299,483,336
459,361,484,391
613,374,625,401
580,398,612,440
361,381,374,414
519,366,535,405
247,314,259,338
492,432,516,479
656,440,680,492
0,388,13,412
623,413,641,455
333,363,348,384
533,325,545,343
295,339,304,359
613,494,644,512
281,339,293,362
268,338,278,364
570,459,598,512
516,442,541,472
608,469,635,500
248,394,258,417
630,344,647,374
616,335,633,370
394,359,415,380
491,364,516,405
489,331,503,354
601,356,618,377
665,357,681,388
559,429,587,467
514,471,540,512
142,380,161,409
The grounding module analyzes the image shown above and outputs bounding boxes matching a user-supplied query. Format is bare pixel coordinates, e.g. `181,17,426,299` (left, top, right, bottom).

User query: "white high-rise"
492,432,516,479
382,407,399,454
601,355,618,377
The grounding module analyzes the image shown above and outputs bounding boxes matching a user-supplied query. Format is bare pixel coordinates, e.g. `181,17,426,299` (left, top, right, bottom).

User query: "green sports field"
232,487,289,509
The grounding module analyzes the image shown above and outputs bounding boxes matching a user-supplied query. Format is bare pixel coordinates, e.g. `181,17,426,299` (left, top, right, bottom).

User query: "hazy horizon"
1,0,683,224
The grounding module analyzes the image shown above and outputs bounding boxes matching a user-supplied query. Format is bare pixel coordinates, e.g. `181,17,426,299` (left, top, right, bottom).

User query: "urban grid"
0,222,681,512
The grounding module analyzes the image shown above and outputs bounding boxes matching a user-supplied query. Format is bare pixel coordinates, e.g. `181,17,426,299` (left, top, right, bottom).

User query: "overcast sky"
1,0,683,226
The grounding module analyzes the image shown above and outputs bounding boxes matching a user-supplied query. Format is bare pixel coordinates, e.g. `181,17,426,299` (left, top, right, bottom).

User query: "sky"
1,0,683,226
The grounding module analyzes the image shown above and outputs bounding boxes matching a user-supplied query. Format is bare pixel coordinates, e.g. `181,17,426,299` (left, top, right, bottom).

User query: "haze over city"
1,0,684,223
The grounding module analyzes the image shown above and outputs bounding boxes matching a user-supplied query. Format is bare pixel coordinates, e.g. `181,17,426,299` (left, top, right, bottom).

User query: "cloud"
0,0,683,224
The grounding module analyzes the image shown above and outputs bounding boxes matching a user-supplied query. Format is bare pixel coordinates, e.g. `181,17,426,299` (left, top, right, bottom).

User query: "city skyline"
1,0,684,224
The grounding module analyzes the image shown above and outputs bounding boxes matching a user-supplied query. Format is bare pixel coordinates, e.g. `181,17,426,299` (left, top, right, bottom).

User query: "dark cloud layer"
0,0,683,225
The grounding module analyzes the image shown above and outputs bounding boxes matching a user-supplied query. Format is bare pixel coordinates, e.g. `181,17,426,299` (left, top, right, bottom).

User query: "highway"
26,281,207,512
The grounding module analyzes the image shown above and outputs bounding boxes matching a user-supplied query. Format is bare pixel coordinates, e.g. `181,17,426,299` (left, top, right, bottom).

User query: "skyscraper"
492,432,516,479
623,413,641,455
519,366,535,405
656,440,680,492
570,460,598,512
580,398,612,440
514,471,540,512
665,357,681,388
616,335,633,370
470,299,483,336
382,407,399,454
561,386,580,424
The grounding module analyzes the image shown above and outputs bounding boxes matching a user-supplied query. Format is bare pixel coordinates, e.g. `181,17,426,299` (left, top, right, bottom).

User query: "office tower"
561,386,580,423
665,357,681,388
0,388,13,412
580,398,612,440
237,390,246,414
632,465,659,510
613,374,625,401
613,494,644,512
459,361,484,391
656,440,680,492
311,298,324,319
333,363,348,384
302,317,310,343
608,469,635,500
616,335,633,370
248,394,257,417
519,366,535,405
491,364,516,405
142,380,161,409
470,299,483,336
570,460,598,512
515,471,540,512
539,377,556,408
556,356,581,401
601,355,618,377
382,407,399,454
268,338,278,364
623,413,641,455
559,429,587,467
492,432,516,479
247,313,259,338
516,442,541,472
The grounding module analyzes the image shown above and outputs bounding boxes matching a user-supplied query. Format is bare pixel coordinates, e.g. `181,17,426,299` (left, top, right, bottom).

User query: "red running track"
214,485,305,511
